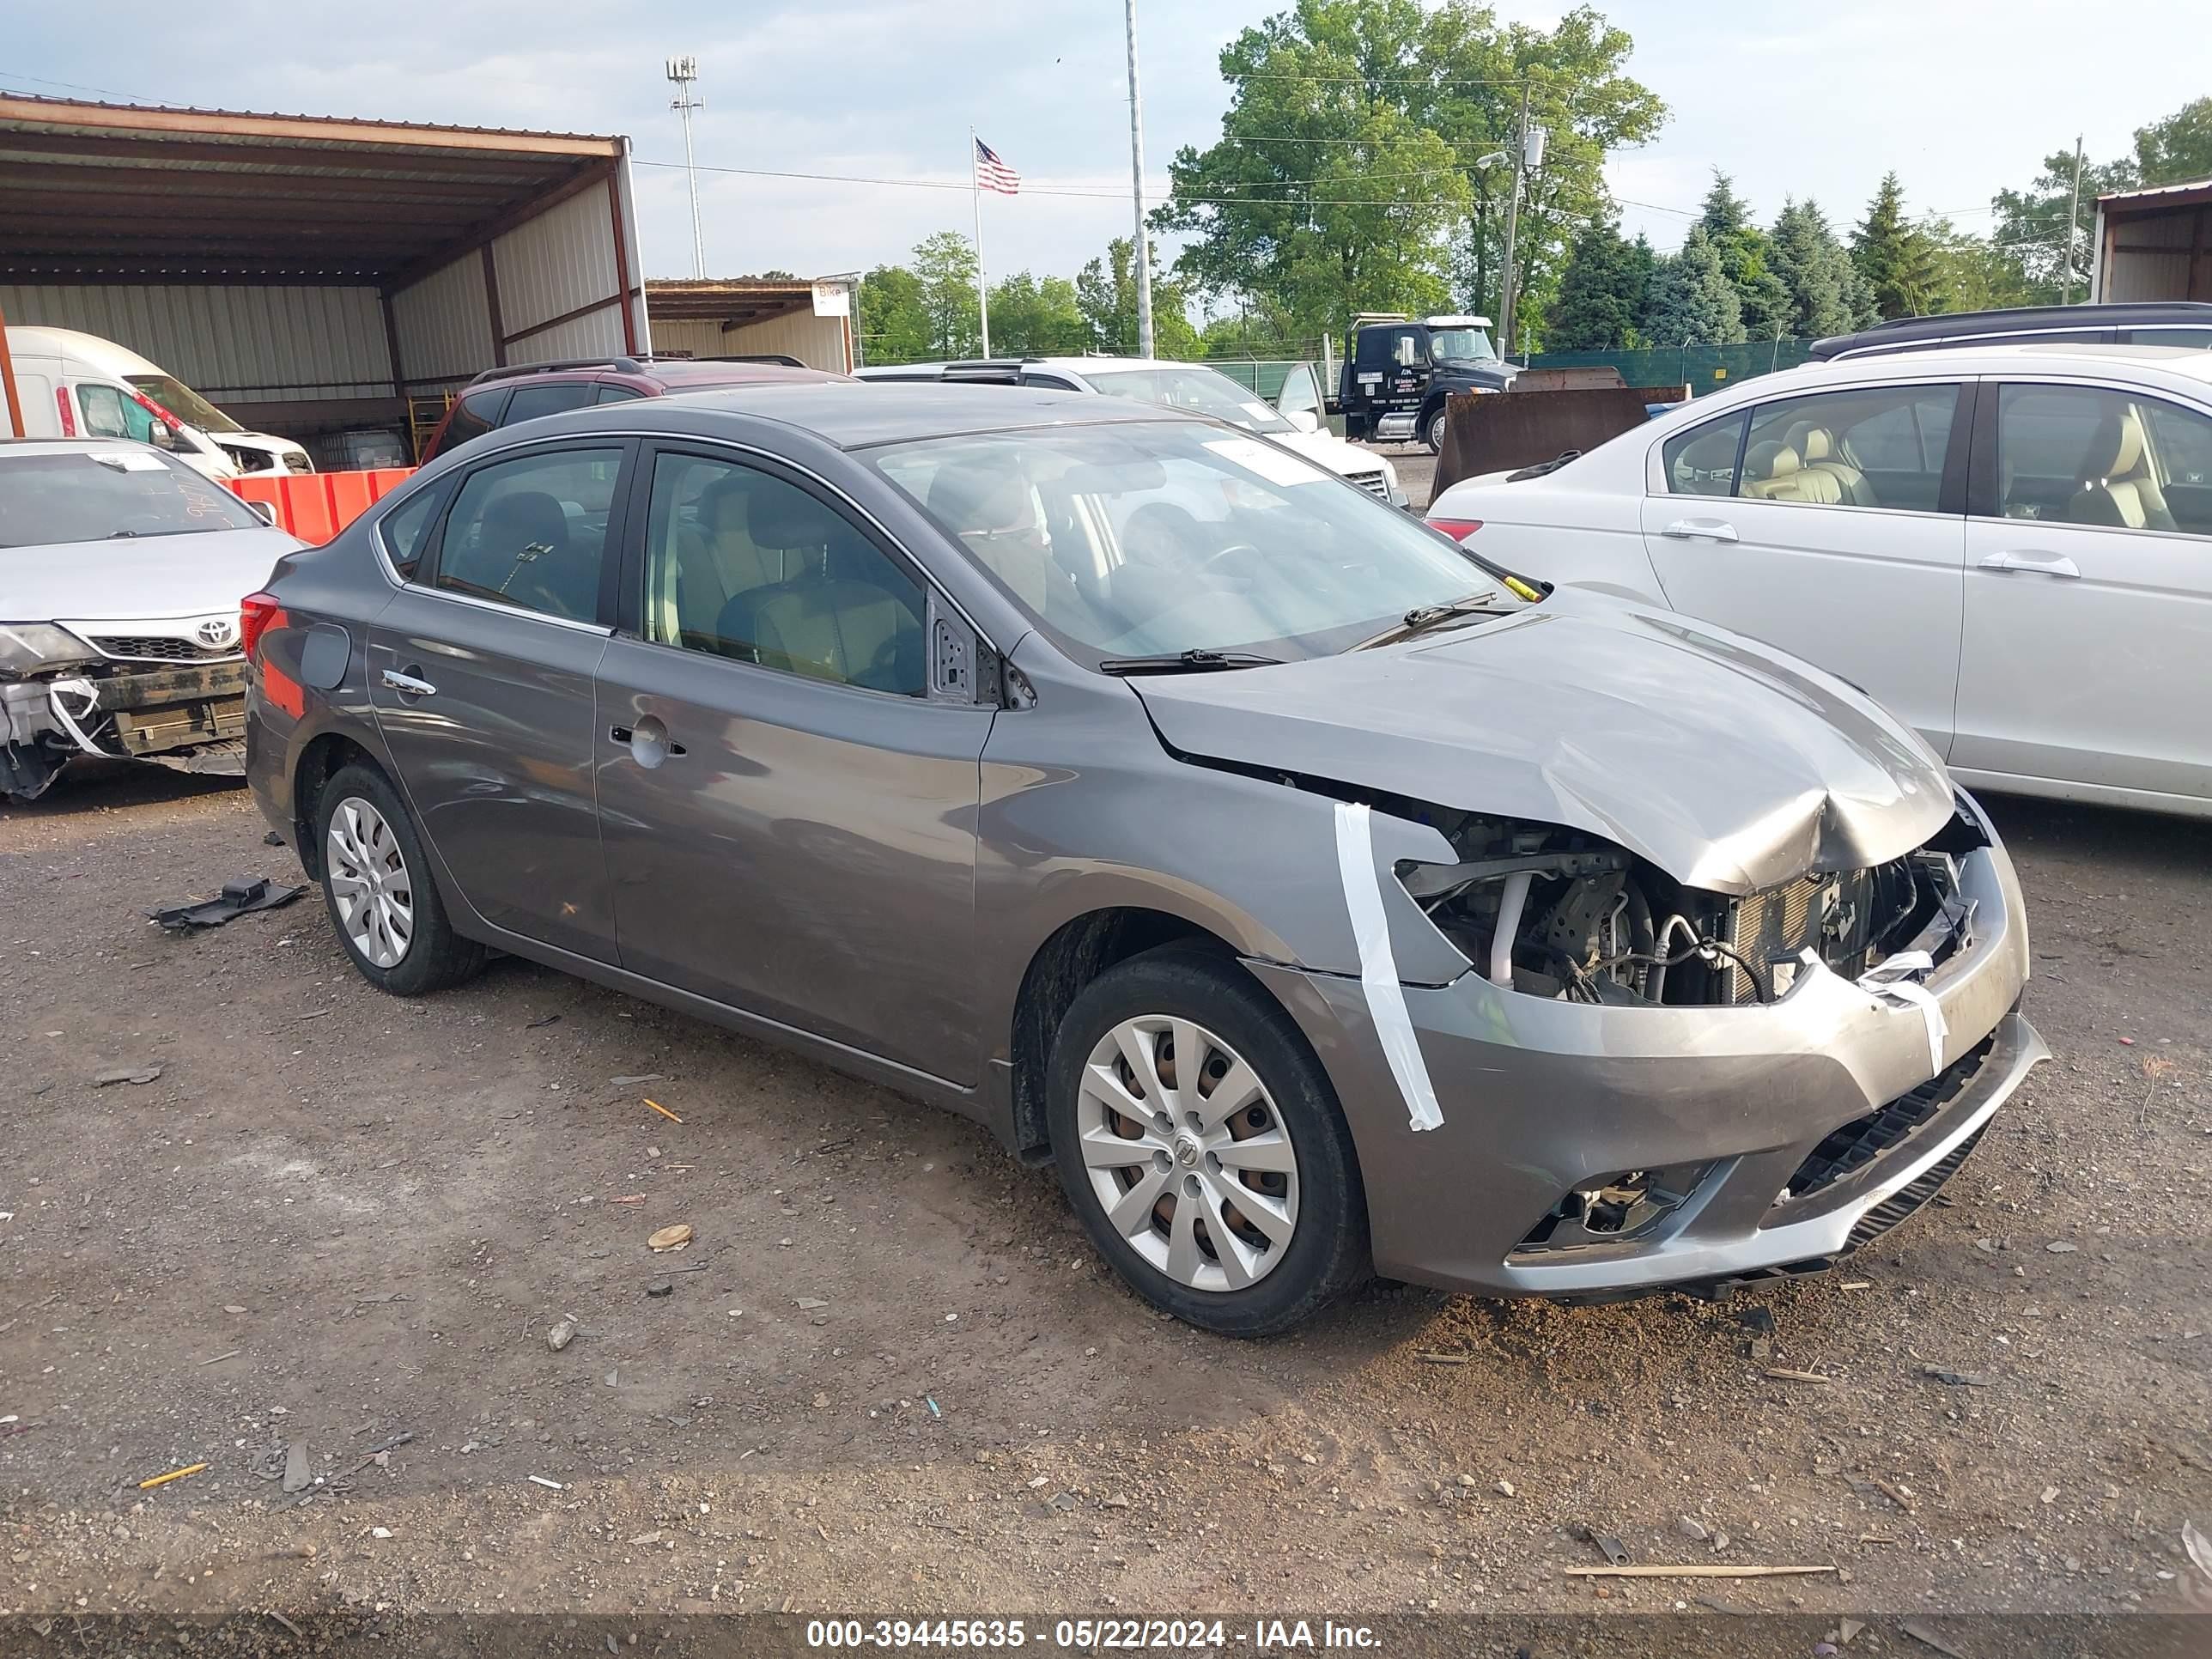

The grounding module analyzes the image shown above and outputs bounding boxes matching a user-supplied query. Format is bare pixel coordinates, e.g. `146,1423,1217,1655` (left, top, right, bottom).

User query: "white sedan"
1425,343,2212,818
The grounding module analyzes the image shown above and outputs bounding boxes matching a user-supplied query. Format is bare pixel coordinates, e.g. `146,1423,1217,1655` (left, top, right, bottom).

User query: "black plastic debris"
149,876,307,933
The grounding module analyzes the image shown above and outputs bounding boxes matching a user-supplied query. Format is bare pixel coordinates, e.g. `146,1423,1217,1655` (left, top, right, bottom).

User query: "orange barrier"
225,468,416,543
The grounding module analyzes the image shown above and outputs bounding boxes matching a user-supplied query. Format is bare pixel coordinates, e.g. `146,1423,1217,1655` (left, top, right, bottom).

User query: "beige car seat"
2067,408,2176,531
1785,422,1873,506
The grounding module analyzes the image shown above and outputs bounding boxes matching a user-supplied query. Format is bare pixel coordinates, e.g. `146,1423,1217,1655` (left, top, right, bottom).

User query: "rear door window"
503,380,599,425
1661,412,1748,497
428,446,625,623
1735,384,1960,512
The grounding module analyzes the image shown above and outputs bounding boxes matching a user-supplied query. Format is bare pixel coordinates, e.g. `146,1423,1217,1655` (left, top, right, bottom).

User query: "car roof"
616,380,1186,448
1810,301,2212,359
1730,341,2212,394
635,360,846,387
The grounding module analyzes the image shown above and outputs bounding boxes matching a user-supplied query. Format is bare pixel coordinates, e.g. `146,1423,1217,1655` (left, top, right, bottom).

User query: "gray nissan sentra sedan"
242,383,2046,1336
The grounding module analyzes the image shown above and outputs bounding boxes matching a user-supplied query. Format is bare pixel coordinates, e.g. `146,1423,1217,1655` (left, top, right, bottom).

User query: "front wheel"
315,762,484,996
1425,407,1449,453
1047,946,1369,1336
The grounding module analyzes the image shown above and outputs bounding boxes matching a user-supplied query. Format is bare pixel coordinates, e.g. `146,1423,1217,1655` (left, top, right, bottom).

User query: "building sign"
811,283,851,318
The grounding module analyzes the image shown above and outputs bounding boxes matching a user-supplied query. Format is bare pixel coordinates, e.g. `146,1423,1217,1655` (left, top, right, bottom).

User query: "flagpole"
969,126,992,358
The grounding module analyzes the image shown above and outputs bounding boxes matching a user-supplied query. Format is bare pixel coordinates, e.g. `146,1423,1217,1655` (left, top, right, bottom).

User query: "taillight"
240,592,285,661
55,386,76,436
1425,516,1483,541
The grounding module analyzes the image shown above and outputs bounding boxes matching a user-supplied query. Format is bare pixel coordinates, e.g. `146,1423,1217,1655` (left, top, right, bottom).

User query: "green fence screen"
1523,339,1817,396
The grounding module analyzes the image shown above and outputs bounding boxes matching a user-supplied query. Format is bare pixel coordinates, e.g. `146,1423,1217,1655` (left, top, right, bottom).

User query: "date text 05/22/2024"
805,1620,1382,1650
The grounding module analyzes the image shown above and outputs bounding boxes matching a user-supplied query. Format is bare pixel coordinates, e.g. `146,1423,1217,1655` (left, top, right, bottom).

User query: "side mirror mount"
246,499,279,527
147,422,176,451
1286,409,1321,434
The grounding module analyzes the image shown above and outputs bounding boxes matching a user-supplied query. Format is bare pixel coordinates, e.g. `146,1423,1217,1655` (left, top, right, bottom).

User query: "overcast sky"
6,0,2203,289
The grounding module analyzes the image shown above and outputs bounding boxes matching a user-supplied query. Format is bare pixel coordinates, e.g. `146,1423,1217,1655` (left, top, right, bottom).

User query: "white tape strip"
1334,801,1444,1133
1858,949,1948,1074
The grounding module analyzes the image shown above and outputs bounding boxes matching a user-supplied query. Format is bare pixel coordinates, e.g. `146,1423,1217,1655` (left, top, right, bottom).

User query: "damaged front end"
1,622,248,800
1396,800,1989,1009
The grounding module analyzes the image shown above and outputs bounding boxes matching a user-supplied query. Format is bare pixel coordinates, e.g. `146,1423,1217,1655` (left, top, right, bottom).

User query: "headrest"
1796,426,1834,463
698,473,756,532
2103,410,2146,477
928,465,1033,532
749,483,840,549
1745,441,1799,480
482,489,567,549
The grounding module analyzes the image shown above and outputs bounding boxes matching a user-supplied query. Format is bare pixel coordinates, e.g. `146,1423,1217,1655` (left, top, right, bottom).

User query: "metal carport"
0,94,651,452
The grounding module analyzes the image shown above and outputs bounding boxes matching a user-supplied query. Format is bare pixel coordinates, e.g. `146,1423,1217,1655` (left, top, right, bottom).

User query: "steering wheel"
1188,542,1262,583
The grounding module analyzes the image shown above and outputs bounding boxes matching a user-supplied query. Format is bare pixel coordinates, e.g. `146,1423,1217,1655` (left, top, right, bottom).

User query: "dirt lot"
2,761,2208,1631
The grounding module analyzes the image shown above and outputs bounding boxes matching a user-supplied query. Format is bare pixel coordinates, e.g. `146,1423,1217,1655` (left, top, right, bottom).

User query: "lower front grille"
1346,469,1391,499
1783,1033,1996,1202
1844,1122,1987,1252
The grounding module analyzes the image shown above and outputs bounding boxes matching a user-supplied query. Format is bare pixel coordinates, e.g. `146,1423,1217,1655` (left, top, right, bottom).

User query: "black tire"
1424,407,1449,453
313,762,484,997
1046,945,1369,1337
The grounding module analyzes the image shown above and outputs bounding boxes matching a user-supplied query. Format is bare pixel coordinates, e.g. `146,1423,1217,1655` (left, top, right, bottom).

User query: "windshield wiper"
1354,593,1516,650
1097,648,1283,676
1505,449,1581,482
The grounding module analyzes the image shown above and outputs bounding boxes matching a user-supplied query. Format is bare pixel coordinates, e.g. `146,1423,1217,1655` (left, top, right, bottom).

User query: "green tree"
1546,216,1644,349
1698,171,1790,338
856,262,931,365
1851,173,1940,319
2134,95,2212,185
985,272,1089,357
1922,222,2033,314
1412,3,1667,335
1989,149,2136,304
1076,237,1203,358
1767,198,1875,337
911,231,982,358
1640,224,1745,345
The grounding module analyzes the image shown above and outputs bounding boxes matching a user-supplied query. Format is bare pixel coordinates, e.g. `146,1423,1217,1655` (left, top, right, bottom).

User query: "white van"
4,325,313,482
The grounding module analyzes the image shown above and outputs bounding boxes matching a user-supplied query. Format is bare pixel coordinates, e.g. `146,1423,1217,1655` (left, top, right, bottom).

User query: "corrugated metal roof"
2097,174,2212,208
0,90,621,150
0,94,626,283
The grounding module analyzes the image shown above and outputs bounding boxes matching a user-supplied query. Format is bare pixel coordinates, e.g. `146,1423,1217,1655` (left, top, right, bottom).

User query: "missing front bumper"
3,661,248,789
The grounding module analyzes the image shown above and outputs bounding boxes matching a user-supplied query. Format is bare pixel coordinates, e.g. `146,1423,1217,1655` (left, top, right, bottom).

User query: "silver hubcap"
325,796,414,969
1077,1015,1300,1293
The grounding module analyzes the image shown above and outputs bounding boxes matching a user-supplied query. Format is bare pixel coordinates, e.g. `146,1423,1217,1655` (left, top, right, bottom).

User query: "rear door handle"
1661,518,1739,543
610,720,686,765
1978,551,2080,579
380,667,436,697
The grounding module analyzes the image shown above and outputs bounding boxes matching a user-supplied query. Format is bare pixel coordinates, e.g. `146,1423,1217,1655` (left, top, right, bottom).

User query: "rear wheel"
315,762,483,996
1047,947,1368,1336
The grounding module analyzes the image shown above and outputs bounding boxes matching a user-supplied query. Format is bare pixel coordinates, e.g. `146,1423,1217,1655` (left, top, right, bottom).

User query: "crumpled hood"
1130,589,1954,894
11,526,300,626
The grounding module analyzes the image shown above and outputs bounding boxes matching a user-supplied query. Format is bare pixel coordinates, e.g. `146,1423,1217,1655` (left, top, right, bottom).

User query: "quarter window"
379,485,447,582
639,450,925,696
1995,384,2212,537
432,447,623,623
1736,385,1959,511
428,389,504,459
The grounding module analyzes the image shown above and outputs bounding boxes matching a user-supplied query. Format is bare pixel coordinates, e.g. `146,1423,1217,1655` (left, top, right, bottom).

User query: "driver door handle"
380,668,436,697
1978,551,2081,579
1661,518,1738,543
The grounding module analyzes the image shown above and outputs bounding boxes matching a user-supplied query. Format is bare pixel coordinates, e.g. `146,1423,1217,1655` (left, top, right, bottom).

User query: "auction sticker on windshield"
1201,435,1329,487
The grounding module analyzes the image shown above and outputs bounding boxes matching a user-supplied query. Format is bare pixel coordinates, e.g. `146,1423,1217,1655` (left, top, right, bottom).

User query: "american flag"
973,137,1020,196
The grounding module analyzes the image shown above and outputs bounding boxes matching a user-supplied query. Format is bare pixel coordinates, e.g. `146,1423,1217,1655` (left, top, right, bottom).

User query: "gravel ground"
2,758,2207,1627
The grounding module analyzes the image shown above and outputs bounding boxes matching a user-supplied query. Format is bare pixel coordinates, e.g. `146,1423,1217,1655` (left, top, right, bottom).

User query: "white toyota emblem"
197,617,239,649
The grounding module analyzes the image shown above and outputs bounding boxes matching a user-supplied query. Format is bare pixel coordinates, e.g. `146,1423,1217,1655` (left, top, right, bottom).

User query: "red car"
420,355,849,463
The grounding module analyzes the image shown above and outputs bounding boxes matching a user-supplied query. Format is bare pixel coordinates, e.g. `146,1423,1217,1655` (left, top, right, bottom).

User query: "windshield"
1079,365,1295,435
0,449,262,548
870,420,1527,665
125,374,243,434
1428,328,1496,363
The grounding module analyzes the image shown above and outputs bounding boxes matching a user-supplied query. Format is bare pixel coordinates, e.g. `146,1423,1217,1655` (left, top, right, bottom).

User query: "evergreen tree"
1641,225,1746,346
1547,218,1643,349
1698,171,1753,240
1851,173,1939,320
1698,170,1790,339
1768,198,1866,338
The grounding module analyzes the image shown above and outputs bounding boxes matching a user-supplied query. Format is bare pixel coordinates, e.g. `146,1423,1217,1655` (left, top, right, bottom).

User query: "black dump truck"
1333,313,1517,451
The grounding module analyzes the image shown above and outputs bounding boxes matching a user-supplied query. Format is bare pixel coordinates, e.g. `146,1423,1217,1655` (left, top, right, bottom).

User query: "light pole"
1124,0,1155,359
666,55,707,280
2062,134,2084,305
1498,101,1546,365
